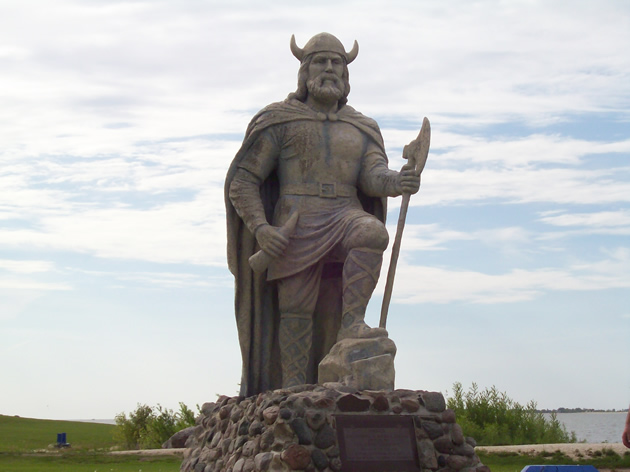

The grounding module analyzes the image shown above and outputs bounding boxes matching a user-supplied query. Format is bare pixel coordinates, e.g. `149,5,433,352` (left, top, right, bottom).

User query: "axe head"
403,117,431,175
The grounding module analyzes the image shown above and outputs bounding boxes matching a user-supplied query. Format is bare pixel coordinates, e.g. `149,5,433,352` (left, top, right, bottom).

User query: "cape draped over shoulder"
225,98,388,397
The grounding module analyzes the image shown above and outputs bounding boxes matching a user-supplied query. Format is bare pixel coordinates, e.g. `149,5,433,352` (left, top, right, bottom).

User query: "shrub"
446,382,577,446
114,402,198,449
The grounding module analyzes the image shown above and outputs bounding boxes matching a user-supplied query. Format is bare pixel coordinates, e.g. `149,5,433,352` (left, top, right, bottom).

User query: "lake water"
547,412,627,443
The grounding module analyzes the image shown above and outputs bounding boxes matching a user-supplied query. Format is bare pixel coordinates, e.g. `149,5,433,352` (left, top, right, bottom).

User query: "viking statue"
226,33,420,396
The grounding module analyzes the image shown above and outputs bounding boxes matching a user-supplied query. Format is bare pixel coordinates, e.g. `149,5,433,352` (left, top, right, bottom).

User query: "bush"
114,402,198,449
446,382,577,446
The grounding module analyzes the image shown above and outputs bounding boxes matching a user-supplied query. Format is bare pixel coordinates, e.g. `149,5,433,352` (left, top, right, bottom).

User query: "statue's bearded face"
306,52,345,103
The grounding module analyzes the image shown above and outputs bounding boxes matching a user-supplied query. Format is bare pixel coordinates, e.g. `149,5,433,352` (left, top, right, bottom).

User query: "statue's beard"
307,74,344,103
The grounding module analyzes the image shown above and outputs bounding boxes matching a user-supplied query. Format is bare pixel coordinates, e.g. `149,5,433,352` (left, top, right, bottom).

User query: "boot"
279,313,312,388
337,247,388,341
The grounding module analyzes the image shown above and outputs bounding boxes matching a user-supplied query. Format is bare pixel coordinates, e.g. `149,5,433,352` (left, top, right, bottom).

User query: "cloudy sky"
1,0,629,421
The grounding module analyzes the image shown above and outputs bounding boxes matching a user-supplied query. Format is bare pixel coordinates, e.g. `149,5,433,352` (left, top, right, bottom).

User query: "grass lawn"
0,415,116,453
0,415,182,471
0,453,181,472
479,450,630,472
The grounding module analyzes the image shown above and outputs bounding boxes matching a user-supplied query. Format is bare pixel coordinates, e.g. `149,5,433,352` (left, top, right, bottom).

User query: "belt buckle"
319,183,336,198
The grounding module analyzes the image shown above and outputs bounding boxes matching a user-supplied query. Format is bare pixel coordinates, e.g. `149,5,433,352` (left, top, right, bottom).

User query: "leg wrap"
279,313,312,388
338,248,388,341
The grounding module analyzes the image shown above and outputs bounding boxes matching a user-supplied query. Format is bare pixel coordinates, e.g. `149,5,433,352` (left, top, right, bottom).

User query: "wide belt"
280,183,356,198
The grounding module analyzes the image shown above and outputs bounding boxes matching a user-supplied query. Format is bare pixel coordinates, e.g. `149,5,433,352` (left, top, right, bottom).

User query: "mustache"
314,73,343,87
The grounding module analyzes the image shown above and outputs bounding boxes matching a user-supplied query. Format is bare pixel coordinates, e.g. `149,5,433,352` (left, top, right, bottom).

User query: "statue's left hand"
397,163,420,195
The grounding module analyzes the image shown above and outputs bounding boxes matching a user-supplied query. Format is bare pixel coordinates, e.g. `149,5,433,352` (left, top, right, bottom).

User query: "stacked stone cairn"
181,384,489,472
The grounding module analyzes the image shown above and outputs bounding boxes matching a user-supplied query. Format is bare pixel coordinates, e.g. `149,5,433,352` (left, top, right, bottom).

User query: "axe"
380,117,431,328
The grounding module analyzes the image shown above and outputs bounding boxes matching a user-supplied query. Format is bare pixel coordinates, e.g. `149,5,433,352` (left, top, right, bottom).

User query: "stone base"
181,386,488,472
318,336,396,391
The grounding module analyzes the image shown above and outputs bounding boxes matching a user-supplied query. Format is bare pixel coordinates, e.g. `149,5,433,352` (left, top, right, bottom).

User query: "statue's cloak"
225,98,387,397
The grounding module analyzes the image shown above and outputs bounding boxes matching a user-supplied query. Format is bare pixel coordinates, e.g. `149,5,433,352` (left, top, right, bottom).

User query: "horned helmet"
290,32,358,64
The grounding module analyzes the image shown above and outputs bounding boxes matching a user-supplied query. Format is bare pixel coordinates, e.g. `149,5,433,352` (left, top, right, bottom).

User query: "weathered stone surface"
329,457,342,472
239,420,251,436
242,439,258,457
441,408,456,423
451,423,465,445
201,402,217,416
243,458,256,472
371,394,389,411
305,410,326,431
310,448,329,470
434,436,454,454
234,458,246,472
465,436,477,448
272,421,295,447
232,408,244,423
260,429,274,450
290,418,313,445
313,397,335,409
422,421,444,440
318,337,397,391
163,426,195,449
417,439,438,469
249,420,264,436
181,387,485,472
453,443,476,457
336,394,371,412
269,452,290,472
263,406,280,424
219,404,233,420
314,424,336,449
220,438,232,456
401,398,420,412
422,392,446,413
281,444,311,470
236,435,248,450
325,446,339,458
448,455,473,471
255,452,273,471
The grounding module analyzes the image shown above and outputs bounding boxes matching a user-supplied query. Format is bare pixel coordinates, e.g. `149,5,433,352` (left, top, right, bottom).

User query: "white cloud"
539,210,630,229
385,259,630,305
0,259,54,274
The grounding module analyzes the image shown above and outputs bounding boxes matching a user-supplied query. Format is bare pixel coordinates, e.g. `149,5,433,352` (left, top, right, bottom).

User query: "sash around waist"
280,182,356,198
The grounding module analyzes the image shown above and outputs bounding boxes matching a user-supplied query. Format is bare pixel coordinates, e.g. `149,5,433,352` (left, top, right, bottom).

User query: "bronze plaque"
335,415,420,472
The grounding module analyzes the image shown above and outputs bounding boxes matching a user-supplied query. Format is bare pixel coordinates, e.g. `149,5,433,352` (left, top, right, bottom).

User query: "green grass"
0,415,116,453
479,449,630,472
0,453,181,472
0,415,181,471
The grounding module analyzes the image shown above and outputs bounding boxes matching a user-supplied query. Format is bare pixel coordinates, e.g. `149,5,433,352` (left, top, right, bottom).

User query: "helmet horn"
346,40,359,64
290,34,304,61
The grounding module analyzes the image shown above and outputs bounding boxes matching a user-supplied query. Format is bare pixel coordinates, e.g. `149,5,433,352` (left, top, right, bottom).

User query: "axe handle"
379,193,410,328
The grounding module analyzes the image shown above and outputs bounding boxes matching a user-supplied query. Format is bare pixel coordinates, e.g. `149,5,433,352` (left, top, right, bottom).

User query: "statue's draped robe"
225,98,387,397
